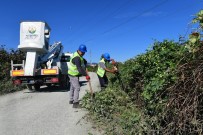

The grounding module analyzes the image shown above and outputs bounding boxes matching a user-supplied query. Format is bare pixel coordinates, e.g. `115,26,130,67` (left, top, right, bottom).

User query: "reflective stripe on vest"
97,58,105,77
68,52,84,76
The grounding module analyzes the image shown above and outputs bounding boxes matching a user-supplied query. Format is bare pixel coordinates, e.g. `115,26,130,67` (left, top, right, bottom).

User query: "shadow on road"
24,80,88,93
24,86,69,93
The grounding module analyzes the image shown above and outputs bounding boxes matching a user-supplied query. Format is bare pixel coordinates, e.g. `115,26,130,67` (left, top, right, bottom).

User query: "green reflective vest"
68,52,84,76
97,58,106,77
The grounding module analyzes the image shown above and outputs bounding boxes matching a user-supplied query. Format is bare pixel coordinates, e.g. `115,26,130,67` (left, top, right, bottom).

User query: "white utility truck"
10,21,72,90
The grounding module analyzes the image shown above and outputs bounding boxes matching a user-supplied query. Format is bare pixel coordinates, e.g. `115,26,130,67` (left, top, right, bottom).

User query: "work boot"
73,102,80,108
69,101,73,104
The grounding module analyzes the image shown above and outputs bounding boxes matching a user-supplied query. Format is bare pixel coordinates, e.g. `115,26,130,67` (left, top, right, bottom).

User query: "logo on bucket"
25,26,38,39
28,26,36,34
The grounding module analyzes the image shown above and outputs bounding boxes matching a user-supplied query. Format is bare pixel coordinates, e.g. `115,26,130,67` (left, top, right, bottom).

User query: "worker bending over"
97,53,117,89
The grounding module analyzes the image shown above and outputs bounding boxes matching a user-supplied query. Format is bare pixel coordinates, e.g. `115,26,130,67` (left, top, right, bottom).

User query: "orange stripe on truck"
12,70,24,76
42,69,57,75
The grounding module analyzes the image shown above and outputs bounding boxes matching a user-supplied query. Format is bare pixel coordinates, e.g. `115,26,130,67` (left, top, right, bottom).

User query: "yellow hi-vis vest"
68,52,84,76
97,58,106,77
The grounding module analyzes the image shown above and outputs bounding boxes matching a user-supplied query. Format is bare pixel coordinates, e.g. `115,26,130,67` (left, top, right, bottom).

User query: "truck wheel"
34,84,40,90
27,84,33,91
59,76,70,89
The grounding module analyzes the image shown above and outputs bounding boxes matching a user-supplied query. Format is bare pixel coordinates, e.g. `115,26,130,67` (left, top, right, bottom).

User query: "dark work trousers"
97,74,108,88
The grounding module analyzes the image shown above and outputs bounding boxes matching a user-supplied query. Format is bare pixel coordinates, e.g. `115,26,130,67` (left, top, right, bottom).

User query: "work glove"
111,69,117,74
86,75,90,81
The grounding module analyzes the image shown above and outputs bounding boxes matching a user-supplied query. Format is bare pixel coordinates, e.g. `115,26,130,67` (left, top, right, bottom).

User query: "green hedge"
0,45,25,94
82,10,203,132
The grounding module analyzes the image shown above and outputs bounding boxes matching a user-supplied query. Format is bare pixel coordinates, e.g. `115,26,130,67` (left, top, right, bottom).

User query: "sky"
0,0,202,63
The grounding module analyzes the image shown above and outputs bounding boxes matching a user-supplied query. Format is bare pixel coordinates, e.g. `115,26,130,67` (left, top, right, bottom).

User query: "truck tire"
59,76,70,89
34,84,40,90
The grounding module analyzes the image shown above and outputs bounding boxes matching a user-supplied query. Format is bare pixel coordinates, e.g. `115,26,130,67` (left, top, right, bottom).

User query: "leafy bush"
82,10,203,134
82,87,150,134
0,79,25,94
83,40,185,134
0,45,25,94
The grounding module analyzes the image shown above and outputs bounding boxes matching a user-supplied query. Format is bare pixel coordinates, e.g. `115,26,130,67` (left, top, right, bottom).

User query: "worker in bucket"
96,53,117,89
68,44,90,108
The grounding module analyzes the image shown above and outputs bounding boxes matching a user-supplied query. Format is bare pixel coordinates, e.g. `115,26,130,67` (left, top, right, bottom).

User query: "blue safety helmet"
78,44,87,52
103,53,110,61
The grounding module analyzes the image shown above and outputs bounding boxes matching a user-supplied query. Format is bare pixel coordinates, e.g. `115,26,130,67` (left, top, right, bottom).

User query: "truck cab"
60,52,73,74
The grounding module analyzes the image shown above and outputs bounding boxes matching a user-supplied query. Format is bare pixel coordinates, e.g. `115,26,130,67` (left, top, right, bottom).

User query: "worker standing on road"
97,53,117,89
68,44,90,108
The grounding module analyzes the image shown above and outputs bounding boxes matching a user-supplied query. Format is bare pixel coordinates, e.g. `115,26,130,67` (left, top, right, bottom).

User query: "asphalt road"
0,72,102,135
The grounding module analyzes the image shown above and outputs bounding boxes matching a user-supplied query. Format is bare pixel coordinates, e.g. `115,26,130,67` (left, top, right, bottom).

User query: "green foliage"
82,10,203,134
0,79,26,94
186,10,203,53
192,9,203,28
83,40,186,134
141,41,182,101
116,40,184,106
0,45,25,94
189,32,200,44
83,39,203,134
82,87,150,134
82,87,130,118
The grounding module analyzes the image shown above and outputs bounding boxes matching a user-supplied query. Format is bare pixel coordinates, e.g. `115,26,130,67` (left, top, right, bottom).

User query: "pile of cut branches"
163,46,203,134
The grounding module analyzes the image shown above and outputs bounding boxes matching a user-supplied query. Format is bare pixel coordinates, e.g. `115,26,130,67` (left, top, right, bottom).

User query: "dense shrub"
82,10,203,134
0,45,25,94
